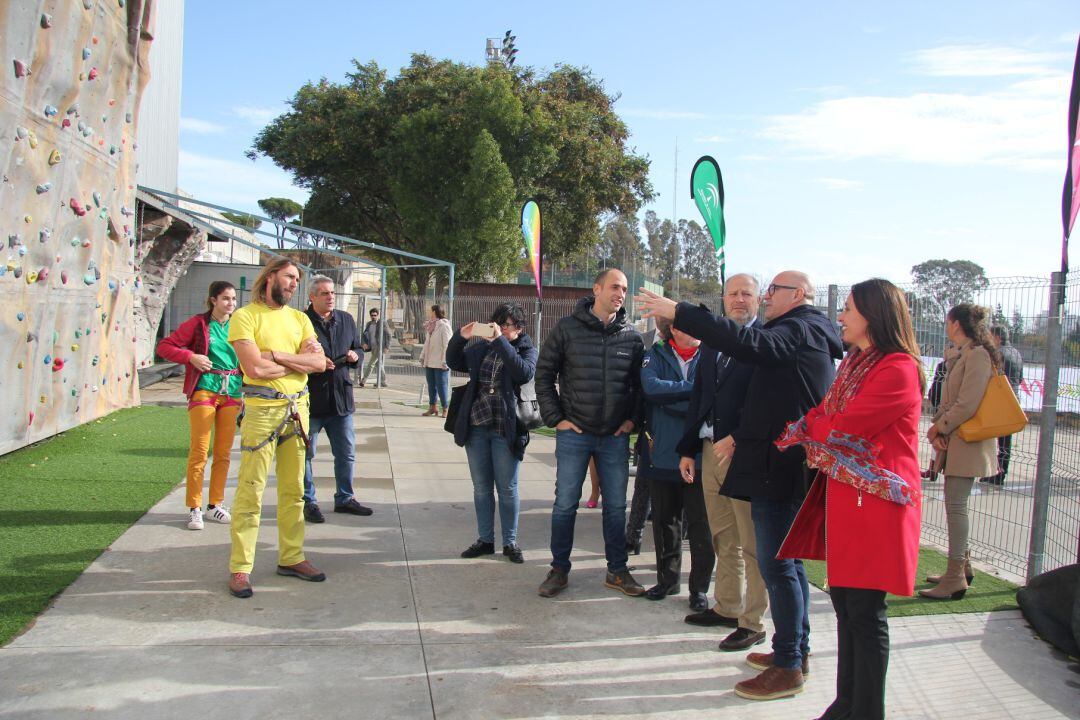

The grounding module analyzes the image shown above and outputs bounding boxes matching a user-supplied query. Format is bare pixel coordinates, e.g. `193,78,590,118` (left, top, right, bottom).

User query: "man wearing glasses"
635,270,843,702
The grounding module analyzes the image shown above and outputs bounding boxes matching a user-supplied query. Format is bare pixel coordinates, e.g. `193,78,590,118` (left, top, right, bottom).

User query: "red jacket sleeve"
803,354,922,444
156,314,200,364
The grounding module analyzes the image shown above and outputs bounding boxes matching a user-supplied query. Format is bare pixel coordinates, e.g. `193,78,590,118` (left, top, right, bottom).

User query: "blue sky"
179,1,1079,285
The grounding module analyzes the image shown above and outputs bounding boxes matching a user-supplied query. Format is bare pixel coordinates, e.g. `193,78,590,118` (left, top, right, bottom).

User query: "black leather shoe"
334,498,374,516
644,583,680,600
684,608,739,627
461,540,496,558
303,503,325,524
688,591,709,611
625,540,642,556
719,627,767,651
503,544,524,564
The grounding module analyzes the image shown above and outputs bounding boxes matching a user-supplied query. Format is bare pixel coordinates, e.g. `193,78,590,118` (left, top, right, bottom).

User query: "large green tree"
910,259,989,320
250,55,652,297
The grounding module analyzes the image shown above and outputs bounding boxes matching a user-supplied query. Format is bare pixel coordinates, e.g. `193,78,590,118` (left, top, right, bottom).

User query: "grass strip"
0,406,188,645
804,546,1018,617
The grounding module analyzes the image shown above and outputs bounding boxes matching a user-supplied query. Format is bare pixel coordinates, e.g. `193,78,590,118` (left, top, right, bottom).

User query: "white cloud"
231,105,287,125
179,117,225,134
762,76,1068,170
694,134,729,143
177,150,308,211
621,109,708,120
910,44,1070,77
816,177,863,190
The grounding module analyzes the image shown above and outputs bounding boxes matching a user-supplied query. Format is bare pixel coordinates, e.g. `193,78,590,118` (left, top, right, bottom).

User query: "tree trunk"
398,267,432,342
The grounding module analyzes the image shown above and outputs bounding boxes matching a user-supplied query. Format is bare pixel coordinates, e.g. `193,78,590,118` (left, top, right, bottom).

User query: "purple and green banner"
690,156,726,285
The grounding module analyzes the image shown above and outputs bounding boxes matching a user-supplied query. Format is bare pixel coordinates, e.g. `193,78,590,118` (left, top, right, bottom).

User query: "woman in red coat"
776,278,924,720
156,281,243,530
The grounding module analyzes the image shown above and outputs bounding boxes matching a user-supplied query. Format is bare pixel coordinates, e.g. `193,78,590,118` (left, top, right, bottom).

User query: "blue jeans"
302,413,356,507
550,430,630,573
752,498,811,670
464,425,521,546
425,367,450,408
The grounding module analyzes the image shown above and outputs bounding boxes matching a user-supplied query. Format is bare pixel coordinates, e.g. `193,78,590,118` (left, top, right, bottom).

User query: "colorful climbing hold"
52,358,63,372
48,149,61,165
13,60,30,79
25,270,38,283
81,238,91,247
61,270,68,284
44,355,52,365
23,215,32,223
88,67,99,81
40,13,52,28
61,118,71,129
37,267,48,282
71,343,79,352
83,47,91,60
93,191,102,207
39,229,50,243
15,126,28,140
35,183,51,194
44,105,58,117
16,312,24,321
28,133,38,148
66,104,78,116
70,198,87,217
17,361,24,369
125,112,133,123
83,272,96,285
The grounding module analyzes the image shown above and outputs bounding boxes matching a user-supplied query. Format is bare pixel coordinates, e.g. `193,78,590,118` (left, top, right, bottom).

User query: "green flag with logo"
690,156,726,284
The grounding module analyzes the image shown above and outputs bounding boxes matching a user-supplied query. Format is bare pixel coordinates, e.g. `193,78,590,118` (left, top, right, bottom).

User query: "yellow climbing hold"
71,344,79,352
48,149,61,165
24,215,32,223
28,133,38,148
26,270,38,283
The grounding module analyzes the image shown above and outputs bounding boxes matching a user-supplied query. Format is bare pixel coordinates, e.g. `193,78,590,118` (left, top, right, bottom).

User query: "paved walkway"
1,379,1077,719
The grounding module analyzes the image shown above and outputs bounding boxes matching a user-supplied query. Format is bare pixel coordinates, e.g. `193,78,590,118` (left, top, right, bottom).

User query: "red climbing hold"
70,198,87,217
88,67,99,81
52,357,64,372
13,59,29,78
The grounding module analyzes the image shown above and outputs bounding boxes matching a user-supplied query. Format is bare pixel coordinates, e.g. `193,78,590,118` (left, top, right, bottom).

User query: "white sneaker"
187,507,204,530
205,505,231,524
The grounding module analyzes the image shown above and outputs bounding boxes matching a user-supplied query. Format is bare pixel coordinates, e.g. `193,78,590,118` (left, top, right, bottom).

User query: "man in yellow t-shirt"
226,258,330,599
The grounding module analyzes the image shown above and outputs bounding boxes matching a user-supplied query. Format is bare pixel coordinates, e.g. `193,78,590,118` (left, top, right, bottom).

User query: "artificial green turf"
803,546,1019,617
0,406,188,646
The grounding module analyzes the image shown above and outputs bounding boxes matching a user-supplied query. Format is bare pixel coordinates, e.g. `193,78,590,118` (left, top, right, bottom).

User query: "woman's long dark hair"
431,304,446,319
850,278,927,392
948,303,1001,370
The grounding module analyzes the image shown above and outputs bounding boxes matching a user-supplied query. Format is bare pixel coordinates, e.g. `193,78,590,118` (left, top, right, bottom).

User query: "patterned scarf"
776,347,920,507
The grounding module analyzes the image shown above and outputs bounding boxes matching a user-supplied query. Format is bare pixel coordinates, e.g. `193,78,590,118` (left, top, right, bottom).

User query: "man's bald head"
763,270,814,321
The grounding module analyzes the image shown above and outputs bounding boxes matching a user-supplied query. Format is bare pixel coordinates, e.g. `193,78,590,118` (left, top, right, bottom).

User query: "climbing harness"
187,368,244,410
238,385,310,452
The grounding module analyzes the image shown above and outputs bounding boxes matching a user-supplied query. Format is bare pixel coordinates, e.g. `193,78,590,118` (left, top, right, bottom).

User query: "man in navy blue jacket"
637,270,843,703
676,274,769,654
302,276,371,523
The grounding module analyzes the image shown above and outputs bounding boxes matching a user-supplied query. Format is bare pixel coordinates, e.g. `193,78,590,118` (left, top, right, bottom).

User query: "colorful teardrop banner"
521,200,542,299
690,156,726,285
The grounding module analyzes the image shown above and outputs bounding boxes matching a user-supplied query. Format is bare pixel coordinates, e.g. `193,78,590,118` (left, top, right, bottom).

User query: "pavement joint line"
383,397,439,720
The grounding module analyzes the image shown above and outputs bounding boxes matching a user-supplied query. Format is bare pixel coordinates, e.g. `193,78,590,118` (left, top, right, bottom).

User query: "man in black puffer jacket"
535,269,646,599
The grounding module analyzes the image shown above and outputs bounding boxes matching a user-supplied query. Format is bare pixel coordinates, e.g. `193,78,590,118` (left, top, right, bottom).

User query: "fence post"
827,285,839,324
1026,270,1065,581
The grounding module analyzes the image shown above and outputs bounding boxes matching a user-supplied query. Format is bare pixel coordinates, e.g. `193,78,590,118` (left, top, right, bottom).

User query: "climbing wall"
1,0,154,455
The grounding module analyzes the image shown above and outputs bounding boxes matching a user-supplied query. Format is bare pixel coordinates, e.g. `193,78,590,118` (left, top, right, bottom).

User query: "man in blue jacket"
302,276,372,523
637,270,843,702
676,273,769,653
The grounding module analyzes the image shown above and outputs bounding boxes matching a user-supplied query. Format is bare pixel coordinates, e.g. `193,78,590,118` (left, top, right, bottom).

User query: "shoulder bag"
956,372,1028,442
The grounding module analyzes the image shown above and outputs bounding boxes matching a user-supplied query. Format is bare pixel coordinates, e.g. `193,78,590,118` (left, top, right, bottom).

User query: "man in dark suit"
676,274,768,653
637,270,843,702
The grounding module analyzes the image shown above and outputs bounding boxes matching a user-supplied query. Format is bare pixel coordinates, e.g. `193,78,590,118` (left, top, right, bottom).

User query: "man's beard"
271,284,289,307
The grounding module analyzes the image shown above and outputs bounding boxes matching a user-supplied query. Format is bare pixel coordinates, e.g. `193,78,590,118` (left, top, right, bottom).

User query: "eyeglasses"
765,283,800,296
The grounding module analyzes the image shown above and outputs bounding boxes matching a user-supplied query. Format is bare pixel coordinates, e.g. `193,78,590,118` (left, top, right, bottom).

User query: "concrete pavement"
1,378,1077,719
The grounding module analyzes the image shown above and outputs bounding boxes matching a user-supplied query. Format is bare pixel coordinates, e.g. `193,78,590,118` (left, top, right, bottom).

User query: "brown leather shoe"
276,560,326,582
746,651,810,676
228,572,253,598
538,568,569,597
734,666,805,701
604,569,646,597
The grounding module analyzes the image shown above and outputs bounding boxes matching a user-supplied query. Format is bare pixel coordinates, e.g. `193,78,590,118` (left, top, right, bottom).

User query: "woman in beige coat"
922,303,1000,600
420,305,453,417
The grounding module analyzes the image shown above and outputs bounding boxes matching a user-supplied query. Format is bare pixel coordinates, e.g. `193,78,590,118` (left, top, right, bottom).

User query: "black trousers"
649,478,714,593
625,473,650,546
821,586,889,720
997,433,1013,479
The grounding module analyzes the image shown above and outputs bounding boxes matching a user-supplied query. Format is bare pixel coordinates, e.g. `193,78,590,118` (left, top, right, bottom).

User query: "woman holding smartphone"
775,278,924,720
446,303,538,564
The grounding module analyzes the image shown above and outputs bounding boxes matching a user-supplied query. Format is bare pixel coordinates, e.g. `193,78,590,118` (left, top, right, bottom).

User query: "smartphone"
473,322,498,339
